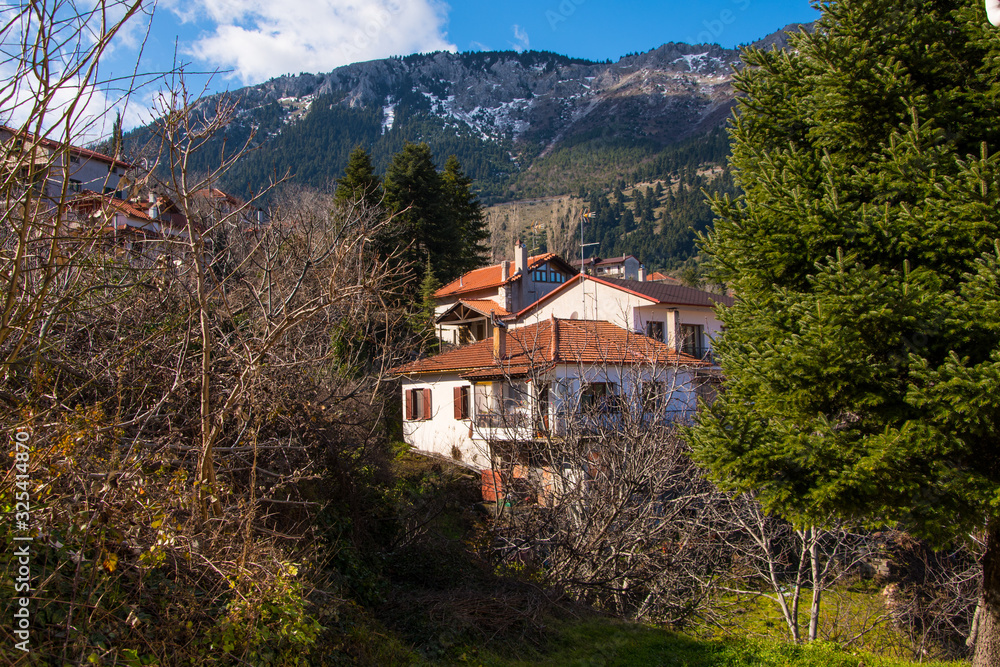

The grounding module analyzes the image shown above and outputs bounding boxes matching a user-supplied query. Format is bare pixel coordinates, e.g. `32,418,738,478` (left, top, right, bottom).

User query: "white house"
1,125,131,205
392,317,711,498
572,255,643,280
433,241,577,345
508,273,733,361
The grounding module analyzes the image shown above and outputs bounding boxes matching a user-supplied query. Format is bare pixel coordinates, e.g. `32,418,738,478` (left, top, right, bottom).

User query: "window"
581,382,619,413
69,154,80,164
453,386,470,420
679,324,705,357
405,387,432,421
68,179,82,193
503,381,528,413
646,321,664,342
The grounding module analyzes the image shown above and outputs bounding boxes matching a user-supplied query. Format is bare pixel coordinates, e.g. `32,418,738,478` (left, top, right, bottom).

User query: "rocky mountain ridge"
149,22,810,207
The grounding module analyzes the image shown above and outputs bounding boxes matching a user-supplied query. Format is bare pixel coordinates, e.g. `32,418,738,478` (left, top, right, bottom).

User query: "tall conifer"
689,2,1000,661
441,154,489,275
335,145,382,209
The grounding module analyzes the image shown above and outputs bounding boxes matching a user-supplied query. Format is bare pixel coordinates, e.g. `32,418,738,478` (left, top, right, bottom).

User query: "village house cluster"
394,240,732,499
1,125,261,263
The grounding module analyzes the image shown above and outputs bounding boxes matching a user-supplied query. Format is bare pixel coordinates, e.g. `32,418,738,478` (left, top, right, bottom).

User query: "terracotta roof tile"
71,191,153,221
595,255,637,266
646,271,681,283
456,299,510,317
392,318,706,376
434,253,559,298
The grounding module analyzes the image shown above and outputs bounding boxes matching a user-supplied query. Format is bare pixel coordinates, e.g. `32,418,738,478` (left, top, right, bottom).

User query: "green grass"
473,619,965,667
372,452,968,667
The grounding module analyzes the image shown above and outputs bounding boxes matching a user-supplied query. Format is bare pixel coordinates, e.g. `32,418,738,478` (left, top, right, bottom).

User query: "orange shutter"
454,386,462,419
405,389,416,420
423,387,432,419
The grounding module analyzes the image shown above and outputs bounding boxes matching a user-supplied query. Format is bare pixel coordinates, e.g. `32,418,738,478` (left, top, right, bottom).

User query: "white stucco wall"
401,363,702,471
401,375,491,469
513,280,724,355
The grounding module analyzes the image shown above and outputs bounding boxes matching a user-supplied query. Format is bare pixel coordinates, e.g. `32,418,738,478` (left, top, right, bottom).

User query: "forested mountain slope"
122,24,808,268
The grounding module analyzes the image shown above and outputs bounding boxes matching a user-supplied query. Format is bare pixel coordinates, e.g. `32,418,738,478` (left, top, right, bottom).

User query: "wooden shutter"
454,386,462,419
405,389,416,420
422,387,432,420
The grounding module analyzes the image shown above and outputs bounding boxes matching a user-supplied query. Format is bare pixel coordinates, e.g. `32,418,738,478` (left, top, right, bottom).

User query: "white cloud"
165,0,457,85
0,2,157,142
509,24,529,53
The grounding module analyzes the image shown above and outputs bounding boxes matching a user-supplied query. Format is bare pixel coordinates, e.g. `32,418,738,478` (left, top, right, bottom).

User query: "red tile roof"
646,271,681,284
392,318,706,377
435,253,559,298
453,299,510,317
507,274,732,322
599,277,735,308
70,191,153,221
194,188,245,207
596,255,637,266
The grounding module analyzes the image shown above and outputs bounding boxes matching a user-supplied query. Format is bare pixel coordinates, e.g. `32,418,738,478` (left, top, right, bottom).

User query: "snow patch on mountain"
672,52,728,73
421,92,532,141
381,103,396,134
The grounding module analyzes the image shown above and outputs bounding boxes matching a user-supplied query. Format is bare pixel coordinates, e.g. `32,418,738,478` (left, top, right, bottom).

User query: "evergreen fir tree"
382,142,455,285
441,154,489,275
111,111,122,160
417,256,441,353
689,2,1000,660
335,145,382,209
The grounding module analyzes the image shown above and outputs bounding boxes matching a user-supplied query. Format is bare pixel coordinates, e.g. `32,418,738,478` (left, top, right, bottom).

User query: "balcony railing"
475,411,529,429
680,345,716,364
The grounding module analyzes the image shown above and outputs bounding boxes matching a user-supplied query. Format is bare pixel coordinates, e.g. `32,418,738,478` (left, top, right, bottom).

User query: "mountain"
124,23,808,268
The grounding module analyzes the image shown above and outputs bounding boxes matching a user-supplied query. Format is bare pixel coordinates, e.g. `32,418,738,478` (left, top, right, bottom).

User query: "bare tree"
476,325,727,623
0,4,416,662
707,493,874,643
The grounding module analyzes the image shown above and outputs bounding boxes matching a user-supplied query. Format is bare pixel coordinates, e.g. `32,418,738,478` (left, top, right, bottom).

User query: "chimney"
501,260,509,282
148,192,160,220
493,319,507,360
549,315,558,362
638,264,646,281
514,239,527,275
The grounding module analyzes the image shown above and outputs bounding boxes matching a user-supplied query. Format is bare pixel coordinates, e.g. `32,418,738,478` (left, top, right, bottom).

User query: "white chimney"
514,239,527,275
638,264,646,282
501,260,509,282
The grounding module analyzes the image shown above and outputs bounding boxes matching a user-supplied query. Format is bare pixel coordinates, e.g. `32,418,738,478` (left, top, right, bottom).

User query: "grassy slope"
363,452,967,667
477,620,963,667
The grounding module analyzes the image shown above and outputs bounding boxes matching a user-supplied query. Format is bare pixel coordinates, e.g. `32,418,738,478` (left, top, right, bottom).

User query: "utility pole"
580,210,598,319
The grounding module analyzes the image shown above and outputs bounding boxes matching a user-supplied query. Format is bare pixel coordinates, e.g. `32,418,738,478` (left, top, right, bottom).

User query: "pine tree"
111,111,122,160
382,142,454,285
690,2,1000,660
441,154,489,275
417,256,441,353
335,145,382,209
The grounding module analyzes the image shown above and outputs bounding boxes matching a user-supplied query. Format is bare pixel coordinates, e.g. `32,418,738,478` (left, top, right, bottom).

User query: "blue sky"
130,0,818,88
10,1,819,137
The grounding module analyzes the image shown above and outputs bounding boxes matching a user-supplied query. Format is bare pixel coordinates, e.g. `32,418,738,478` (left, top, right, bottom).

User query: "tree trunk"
974,519,1000,667
809,527,821,642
